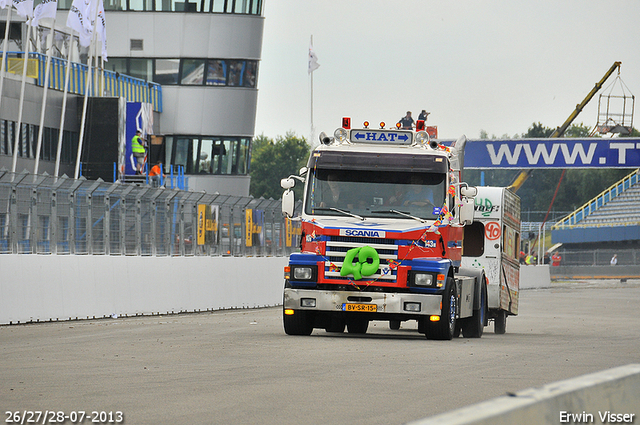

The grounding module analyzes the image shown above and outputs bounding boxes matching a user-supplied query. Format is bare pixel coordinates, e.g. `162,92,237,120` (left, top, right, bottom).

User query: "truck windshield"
305,168,447,219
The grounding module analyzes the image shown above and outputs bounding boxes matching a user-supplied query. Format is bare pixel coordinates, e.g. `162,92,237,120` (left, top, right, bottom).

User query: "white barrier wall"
519,264,551,289
409,364,640,425
0,256,288,324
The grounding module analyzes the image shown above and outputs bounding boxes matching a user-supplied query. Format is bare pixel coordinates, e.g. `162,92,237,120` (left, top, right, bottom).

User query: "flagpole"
34,17,57,176
310,35,314,145
11,16,33,173
0,6,13,114
54,31,74,178
74,0,100,179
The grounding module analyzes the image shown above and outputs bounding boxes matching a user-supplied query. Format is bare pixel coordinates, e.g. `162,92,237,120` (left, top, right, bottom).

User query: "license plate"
342,303,377,312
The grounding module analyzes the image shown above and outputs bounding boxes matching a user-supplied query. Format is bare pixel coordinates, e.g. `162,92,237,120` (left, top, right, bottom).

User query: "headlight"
415,131,430,146
293,267,313,280
291,265,318,281
409,271,436,287
334,127,349,143
414,273,433,286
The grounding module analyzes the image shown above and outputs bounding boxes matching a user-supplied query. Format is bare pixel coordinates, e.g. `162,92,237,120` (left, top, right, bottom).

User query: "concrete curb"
407,364,640,425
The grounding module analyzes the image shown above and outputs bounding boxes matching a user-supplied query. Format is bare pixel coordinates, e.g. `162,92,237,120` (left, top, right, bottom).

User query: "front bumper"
284,288,443,316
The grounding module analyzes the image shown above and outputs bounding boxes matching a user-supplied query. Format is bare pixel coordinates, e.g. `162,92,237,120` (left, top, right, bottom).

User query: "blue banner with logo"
460,138,640,169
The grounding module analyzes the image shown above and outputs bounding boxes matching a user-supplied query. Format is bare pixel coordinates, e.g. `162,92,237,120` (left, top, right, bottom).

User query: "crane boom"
550,61,621,138
508,61,622,192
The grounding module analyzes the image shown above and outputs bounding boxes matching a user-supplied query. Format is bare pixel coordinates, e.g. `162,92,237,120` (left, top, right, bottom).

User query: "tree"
522,122,555,138
563,122,592,138
250,132,310,200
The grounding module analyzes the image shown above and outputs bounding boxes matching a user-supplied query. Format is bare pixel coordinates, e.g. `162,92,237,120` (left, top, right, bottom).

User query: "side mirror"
282,189,295,218
460,186,478,197
299,167,308,177
281,178,295,190
458,198,475,225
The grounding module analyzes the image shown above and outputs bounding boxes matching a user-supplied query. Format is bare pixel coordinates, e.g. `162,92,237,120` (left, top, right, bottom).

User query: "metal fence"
555,249,640,267
0,171,301,257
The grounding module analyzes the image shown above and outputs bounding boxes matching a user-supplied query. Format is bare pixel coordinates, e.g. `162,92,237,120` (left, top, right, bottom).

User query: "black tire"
462,279,487,338
389,320,401,330
325,314,346,333
494,310,507,334
426,277,457,340
346,316,369,334
283,309,313,335
454,322,462,338
417,318,426,334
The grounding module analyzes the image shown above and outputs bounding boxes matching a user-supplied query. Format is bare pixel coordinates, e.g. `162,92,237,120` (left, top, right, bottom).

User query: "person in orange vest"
149,161,164,187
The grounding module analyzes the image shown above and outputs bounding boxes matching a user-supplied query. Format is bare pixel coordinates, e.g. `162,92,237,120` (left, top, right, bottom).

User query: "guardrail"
1,51,162,112
0,170,301,257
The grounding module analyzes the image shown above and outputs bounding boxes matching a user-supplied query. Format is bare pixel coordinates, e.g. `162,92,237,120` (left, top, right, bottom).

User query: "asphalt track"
1,279,639,425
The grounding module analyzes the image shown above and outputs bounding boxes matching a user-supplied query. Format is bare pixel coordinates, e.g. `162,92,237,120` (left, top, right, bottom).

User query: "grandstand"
551,169,640,268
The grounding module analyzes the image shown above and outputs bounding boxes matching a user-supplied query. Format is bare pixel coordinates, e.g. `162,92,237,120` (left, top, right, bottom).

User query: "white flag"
96,0,107,61
31,0,58,27
308,43,319,74
66,0,92,46
13,0,34,18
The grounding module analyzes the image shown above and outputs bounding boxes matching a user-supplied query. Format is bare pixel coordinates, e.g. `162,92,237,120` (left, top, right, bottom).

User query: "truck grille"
324,235,399,282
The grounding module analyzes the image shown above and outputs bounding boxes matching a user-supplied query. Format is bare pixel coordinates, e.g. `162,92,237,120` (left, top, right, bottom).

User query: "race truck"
280,118,491,340
460,186,521,334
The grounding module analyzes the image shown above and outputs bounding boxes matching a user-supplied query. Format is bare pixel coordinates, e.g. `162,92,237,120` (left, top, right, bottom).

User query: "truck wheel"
283,309,313,335
325,314,346,333
494,310,507,334
462,279,487,338
389,320,401,330
346,317,369,334
426,277,457,340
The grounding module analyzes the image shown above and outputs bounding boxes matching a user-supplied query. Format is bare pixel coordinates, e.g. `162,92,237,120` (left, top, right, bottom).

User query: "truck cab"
280,120,484,340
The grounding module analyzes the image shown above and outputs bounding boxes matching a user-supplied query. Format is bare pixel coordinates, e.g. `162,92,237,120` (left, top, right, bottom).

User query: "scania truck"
280,119,503,340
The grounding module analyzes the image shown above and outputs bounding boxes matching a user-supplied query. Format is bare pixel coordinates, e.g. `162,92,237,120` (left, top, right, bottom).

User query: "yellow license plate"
342,303,377,312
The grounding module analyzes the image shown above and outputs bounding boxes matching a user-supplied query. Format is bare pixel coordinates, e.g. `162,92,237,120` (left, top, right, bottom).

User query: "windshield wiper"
371,209,426,223
313,207,365,221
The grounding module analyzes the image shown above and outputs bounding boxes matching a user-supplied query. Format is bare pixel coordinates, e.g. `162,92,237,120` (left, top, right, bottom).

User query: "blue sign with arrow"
350,129,413,145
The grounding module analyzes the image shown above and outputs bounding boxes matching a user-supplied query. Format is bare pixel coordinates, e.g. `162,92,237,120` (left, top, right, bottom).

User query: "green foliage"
563,122,592,138
249,132,310,200
522,122,554,138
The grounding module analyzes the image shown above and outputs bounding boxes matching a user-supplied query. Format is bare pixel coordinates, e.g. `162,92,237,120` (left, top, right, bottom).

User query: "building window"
206,60,226,86
155,59,181,85
129,58,153,81
181,59,205,85
87,0,262,13
129,0,154,11
108,57,258,88
165,135,251,175
0,120,7,156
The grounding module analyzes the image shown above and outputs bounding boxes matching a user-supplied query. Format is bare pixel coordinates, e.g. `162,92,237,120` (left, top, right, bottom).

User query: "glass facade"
105,57,258,88
59,0,262,13
0,120,78,164
165,136,251,175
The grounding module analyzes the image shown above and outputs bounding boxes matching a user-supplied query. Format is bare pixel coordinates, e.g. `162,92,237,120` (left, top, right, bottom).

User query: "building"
1,0,264,196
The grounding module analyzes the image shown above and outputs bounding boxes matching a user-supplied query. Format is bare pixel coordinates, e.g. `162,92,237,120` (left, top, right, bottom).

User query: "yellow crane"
508,61,622,192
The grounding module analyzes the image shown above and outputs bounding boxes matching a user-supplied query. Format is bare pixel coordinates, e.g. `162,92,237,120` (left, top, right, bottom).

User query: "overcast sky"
254,0,640,143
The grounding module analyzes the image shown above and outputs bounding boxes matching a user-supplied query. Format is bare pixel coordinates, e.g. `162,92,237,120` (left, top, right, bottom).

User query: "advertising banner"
462,138,640,169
